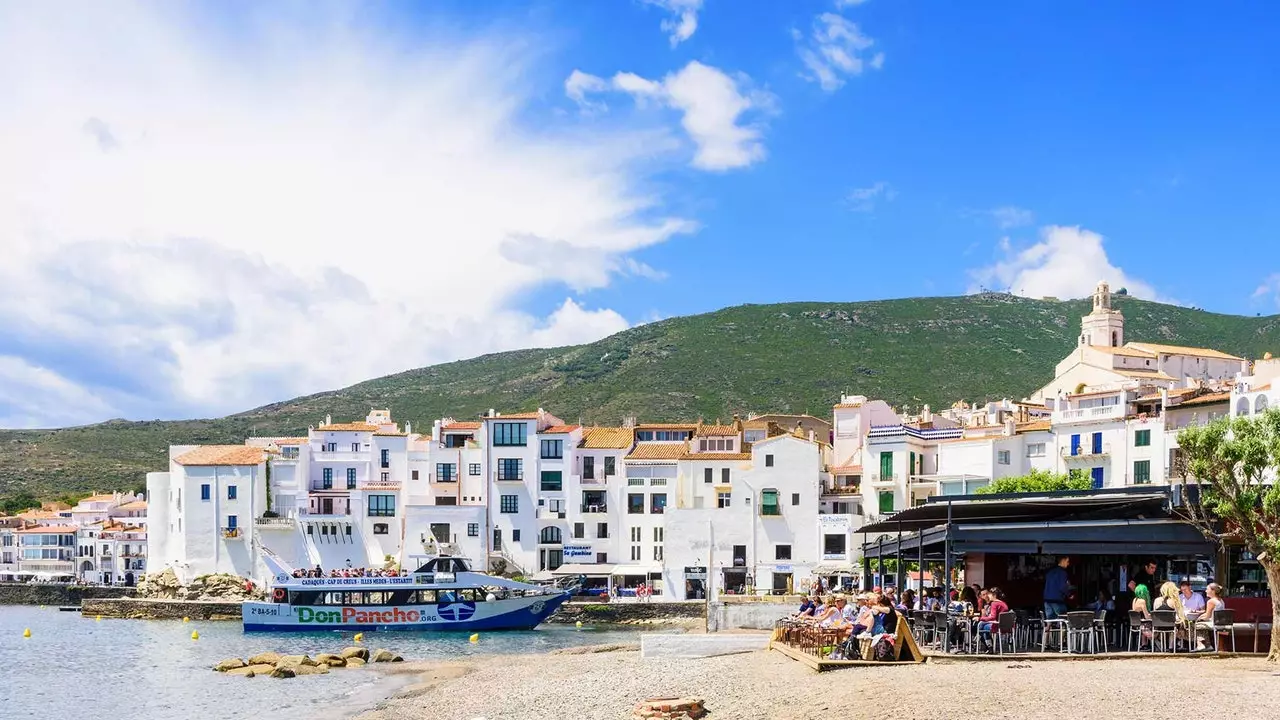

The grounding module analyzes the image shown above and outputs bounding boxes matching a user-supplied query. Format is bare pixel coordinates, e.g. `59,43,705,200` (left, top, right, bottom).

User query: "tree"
1174,408,1280,661
975,468,1092,495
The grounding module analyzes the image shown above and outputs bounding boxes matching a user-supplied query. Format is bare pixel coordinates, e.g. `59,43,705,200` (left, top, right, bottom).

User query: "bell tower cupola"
1079,280,1125,347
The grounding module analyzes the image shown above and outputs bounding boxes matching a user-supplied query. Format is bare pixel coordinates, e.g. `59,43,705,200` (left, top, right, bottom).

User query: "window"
654,527,664,542
500,495,519,514
498,458,522,481
435,497,457,506
776,544,792,560
1070,434,1081,456
878,490,894,514
650,493,667,514
540,471,563,491
512,529,521,542
469,463,481,476
322,468,333,489
539,526,562,544
1092,432,1103,454
467,523,479,537
583,456,595,479
879,451,894,480
227,515,238,530
436,463,457,482
1135,429,1151,447
997,450,1011,465
368,495,396,517
1027,443,1046,457
704,468,713,484
791,492,800,506
227,485,237,500
493,422,527,446
721,468,730,484
493,529,502,550
411,470,419,481
347,468,357,488
823,534,846,556
381,472,389,482
380,449,390,468
630,527,641,542
653,546,664,561
717,492,731,508
573,523,584,539
325,442,337,452
200,484,211,501
604,456,616,476
373,523,389,535
761,489,781,516
540,439,563,459
765,454,774,467
631,546,641,561
1133,460,1152,485
627,493,644,514
349,442,359,452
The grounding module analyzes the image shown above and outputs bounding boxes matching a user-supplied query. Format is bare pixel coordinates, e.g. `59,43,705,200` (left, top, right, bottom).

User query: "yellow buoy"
191,630,199,640
23,628,31,638
353,632,364,643
575,620,583,629
96,615,102,621
469,633,479,644
182,617,190,623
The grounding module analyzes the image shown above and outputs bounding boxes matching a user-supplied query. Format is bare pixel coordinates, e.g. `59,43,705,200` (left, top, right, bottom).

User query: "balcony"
359,480,402,490
1053,404,1125,425
579,473,606,486
314,451,366,462
868,474,897,485
222,527,242,539
1061,443,1112,459
496,471,524,482
822,484,862,495
538,507,567,520
255,516,296,528
430,474,458,484
580,504,608,514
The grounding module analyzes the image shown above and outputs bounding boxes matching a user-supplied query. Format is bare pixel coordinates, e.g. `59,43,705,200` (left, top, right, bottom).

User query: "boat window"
388,589,417,605
457,588,477,601
438,590,456,603
290,591,321,605
415,589,437,604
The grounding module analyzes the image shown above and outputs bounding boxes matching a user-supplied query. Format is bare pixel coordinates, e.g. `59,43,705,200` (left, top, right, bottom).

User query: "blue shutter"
1092,433,1102,454
1070,434,1081,456
1090,467,1104,489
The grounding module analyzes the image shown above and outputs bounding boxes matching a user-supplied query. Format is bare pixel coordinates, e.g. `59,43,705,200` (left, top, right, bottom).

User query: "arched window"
1257,395,1270,414
539,526,562,544
1236,397,1251,416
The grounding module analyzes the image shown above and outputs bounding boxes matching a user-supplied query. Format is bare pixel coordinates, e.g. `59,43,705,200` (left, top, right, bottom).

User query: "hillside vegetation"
4,293,1279,500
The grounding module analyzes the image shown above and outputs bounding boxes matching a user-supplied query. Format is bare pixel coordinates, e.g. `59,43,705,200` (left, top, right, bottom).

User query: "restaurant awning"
812,561,858,574
551,563,616,576
856,487,1172,534
862,519,1215,558
611,564,662,576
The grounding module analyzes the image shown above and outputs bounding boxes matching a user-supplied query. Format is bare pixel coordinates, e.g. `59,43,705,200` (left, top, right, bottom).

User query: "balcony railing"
823,485,862,495
1053,405,1125,425
538,508,567,520
314,451,366,461
496,471,524,482
359,480,402,490
1062,443,1112,458
579,473,606,485
869,474,897,484
580,504,608,514
430,474,458,483
222,528,242,539
255,516,296,527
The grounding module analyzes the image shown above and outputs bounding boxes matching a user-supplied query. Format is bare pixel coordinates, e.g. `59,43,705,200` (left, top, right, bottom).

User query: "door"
1092,432,1103,454
1070,434,1081,456
1090,467,1104,489
321,498,333,515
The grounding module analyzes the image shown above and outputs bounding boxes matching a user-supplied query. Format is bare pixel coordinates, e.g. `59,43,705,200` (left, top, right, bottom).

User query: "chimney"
922,404,932,423
623,415,637,428
488,408,496,418
324,414,331,426
1160,387,1169,409
808,429,816,443
1004,418,1016,437
405,422,412,435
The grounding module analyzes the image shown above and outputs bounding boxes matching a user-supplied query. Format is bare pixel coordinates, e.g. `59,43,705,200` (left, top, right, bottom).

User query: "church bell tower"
1079,280,1125,347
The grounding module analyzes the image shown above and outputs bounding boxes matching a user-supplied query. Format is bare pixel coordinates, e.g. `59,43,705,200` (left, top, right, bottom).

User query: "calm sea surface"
0,605,643,720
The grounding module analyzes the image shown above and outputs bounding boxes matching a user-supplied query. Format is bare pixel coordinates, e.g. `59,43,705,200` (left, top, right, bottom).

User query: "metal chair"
1150,610,1178,653
993,611,1018,654
1209,609,1237,653
1040,611,1068,652
1065,611,1097,653
1015,609,1038,651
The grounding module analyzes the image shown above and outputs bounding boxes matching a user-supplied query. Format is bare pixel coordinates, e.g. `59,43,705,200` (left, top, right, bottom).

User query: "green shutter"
909,452,916,479
1135,429,1151,447
880,452,894,480
1133,460,1151,485
761,490,780,516
879,490,895,514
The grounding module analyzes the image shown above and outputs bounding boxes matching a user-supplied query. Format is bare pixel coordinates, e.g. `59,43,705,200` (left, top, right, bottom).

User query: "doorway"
321,498,334,515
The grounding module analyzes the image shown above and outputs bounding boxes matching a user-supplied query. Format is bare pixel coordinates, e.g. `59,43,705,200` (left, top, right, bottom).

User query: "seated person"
1194,583,1227,651
1179,580,1206,619
976,587,1010,652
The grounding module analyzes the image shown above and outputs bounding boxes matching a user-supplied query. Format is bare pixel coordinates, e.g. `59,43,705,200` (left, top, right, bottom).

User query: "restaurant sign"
683,566,707,580
563,545,593,559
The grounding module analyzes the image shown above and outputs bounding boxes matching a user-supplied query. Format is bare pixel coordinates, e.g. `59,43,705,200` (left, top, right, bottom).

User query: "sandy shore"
357,647,1280,720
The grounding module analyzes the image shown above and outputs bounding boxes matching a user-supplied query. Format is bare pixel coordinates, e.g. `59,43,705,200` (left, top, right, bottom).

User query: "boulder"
340,646,369,661
276,654,318,668
292,663,330,676
315,654,346,667
213,657,247,672
269,666,296,679
248,652,283,666
247,663,276,675
136,568,183,600
225,666,257,677
391,655,404,662
370,649,396,663
345,657,366,667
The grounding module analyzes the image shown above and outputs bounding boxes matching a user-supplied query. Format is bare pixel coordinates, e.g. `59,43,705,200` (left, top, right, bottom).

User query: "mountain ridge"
3,292,1279,500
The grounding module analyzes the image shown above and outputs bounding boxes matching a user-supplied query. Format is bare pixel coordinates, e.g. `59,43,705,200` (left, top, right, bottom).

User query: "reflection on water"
0,605,641,720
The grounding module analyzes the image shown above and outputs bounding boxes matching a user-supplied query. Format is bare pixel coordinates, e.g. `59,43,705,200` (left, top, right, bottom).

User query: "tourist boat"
243,552,569,632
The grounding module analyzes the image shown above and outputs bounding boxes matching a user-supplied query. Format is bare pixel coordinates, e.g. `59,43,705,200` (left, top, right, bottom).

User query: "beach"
358,646,1280,720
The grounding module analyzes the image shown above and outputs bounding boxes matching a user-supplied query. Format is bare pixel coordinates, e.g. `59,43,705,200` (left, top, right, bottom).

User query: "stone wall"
82,597,242,620
706,599,794,632
548,601,706,626
0,583,135,606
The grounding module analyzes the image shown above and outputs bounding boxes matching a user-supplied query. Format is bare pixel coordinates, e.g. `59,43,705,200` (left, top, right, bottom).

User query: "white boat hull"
243,593,567,632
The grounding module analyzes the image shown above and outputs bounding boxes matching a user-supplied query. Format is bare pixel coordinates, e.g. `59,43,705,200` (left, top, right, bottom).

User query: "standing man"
1043,556,1073,619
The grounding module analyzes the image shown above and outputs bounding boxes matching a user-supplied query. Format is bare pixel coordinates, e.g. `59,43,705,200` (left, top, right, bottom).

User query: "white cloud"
641,0,703,47
0,4,697,428
834,0,868,7
564,69,611,114
566,62,773,171
846,181,895,212
796,11,883,92
968,226,1166,301
1253,274,1280,309
987,206,1035,229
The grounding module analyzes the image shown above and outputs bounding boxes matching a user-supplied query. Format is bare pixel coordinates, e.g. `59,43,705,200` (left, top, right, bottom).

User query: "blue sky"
1,0,1278,427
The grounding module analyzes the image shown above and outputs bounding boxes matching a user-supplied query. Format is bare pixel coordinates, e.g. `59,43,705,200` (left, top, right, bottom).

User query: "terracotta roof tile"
541,425,581,434
625,442,688,460
833,402,863,409
490,412,541,420
695,424,739,437
636,423,698,430
270,437,310,445
1125,342,1243,361
443,422,482,431
174,446,266,466
374,431,407,437
688,452,752,460
1088,345,1156,358
115,501,147,510
580,427,634,450
317,422,380,432
80,494,117,503
1176,392,1232,408
18,525,78,533
1015,420,1051,433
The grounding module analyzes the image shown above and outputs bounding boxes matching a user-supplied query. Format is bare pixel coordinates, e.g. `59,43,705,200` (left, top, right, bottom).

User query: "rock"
225,666,257,677
370,648,396,663
292,663,330,676
248,652,283,665
246,663,276,675
391,655,404,662
269,666,296,679
213,657,246,672
315,654,346,667
276,654,318,668
340,646,369,661
345,657,366,667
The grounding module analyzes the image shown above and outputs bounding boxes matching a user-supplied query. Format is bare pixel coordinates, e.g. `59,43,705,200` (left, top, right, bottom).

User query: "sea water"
0,605,642,720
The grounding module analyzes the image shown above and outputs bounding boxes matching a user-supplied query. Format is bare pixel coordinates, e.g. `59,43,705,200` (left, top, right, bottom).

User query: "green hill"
3,293,1279,501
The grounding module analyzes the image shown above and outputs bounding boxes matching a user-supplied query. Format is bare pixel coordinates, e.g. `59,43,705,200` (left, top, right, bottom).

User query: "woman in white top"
1194,583,1227,651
